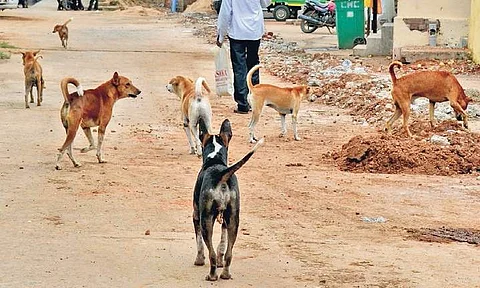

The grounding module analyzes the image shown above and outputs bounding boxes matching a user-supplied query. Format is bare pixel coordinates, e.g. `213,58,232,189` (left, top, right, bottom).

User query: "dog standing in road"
166,76,213,156
386,61,472,137
246,64,311,143
193,118,263,281
21,50,45,109
53,18,72,49
55,72,141,170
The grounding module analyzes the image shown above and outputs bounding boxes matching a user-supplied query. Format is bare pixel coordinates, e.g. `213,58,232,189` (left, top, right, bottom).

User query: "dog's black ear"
198,118,210,146
112,72,120,86
219,119,232,147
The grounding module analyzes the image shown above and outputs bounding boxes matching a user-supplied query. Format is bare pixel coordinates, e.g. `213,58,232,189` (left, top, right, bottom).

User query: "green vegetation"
0,42,17,49
0,51,11,60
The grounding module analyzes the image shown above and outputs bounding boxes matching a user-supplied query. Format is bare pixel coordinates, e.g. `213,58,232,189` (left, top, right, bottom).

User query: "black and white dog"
193,119,263,281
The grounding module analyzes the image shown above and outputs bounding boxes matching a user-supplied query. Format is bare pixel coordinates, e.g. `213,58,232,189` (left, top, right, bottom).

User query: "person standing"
216,0,271,114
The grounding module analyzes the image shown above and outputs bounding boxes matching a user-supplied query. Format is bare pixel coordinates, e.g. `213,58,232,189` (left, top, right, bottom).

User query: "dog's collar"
202,157,227,169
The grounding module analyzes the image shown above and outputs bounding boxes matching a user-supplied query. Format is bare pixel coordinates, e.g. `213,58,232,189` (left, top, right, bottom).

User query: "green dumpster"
335,0,366,49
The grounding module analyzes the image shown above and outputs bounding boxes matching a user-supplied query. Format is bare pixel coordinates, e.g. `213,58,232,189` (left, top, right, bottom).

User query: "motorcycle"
298,0,336,34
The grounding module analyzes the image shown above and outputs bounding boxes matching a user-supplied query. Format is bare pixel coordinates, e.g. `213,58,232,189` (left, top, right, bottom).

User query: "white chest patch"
207,136,222,159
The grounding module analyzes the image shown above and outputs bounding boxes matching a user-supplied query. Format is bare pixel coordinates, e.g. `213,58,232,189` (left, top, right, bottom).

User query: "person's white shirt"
217,0,271,44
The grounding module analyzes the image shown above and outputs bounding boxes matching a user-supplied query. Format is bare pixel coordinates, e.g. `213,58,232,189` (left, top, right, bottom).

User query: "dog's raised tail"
219,138,264,183
60,77,84,102
63,17,73,26
247,64,262,92
389,61,403,84
195,77,211,98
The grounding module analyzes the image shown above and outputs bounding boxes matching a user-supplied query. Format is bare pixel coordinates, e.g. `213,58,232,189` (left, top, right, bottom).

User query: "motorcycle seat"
309,0,330,8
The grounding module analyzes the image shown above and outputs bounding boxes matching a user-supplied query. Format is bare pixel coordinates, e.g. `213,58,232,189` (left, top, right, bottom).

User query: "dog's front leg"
201,215,218,281
429,101,436,127
81,127,96,153
450,101,469,129
279,113,287,138
183,117,196,154
96,126,107,163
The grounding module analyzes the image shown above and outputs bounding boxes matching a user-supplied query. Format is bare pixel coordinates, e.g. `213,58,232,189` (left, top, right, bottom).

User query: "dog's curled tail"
63,17,73,26
195,77,211,98
60,77,84,102
219,138,264,183
389,61,402,84
247,64,262,92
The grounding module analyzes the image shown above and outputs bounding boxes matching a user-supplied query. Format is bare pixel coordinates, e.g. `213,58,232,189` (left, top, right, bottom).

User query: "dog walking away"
386,61,472,137
21,50,45,109
166,76,213,156
247,64,311,143
52,18,72,49
55,72,141,170
193,118,263,281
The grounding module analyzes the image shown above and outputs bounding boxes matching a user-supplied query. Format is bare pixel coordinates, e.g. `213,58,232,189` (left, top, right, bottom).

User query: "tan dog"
386,61,472,137
166,76,213,156
52,18,72,49
21,50,45,109
247,64,311,143
55,72,141,170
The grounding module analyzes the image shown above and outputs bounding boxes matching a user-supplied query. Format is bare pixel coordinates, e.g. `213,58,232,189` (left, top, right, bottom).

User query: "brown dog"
55,72,141,170
166,76,213,156
247,64,311,143
386,61,471,137
52,18,72,49
21,50,44,109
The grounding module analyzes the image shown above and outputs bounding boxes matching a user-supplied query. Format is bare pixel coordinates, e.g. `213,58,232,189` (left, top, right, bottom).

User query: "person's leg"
229,38,249,112
246,39,261,87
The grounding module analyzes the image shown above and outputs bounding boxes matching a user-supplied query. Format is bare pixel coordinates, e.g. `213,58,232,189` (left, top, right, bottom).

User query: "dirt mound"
332,120,480,176
184,0,212,13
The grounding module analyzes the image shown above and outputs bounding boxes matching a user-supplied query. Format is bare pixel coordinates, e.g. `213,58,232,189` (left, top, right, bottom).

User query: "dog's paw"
220,271,231,280
189,147,196,155
74,162,82,168
205,274,218,281
279,132,286,138
55,165,62,170
81,146,95,153
294,136,302,141
194,256,205,266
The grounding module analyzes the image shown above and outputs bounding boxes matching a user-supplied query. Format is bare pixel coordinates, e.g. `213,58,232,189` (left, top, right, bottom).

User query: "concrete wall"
394,0,470,49
470,0,480,62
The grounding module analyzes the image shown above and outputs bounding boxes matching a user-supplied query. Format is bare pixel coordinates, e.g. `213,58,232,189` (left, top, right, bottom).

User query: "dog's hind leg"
292,108,301,141
248,107,262,143
216,222,227,268
66,143,81,168
81,127,96,153
183,117,196,154
36,78,42,106
385,104,402,133
399,101,413,137
24,82,33,108
279,113,287,138
193,208,205,266
190,122,202,157
220,210,239,280
56,117,82,169
202,215,218,281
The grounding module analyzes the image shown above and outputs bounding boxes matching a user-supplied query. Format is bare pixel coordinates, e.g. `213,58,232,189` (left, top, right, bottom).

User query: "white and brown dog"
166,76,213,156
247,64,311,143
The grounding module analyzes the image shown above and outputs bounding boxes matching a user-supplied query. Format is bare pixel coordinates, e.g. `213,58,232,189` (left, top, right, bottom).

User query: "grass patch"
0,42,17,49
0,51,11,60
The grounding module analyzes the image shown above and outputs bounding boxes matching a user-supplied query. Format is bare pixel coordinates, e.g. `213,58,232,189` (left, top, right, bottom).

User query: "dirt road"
1,2,480,287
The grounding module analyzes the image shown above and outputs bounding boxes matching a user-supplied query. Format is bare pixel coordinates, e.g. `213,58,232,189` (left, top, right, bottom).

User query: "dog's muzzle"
129,91,141,98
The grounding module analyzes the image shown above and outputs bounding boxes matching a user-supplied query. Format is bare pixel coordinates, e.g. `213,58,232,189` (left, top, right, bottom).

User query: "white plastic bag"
214,45,233,97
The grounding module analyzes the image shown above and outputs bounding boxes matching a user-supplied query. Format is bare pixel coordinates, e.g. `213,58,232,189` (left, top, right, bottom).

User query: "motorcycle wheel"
300,11,318,33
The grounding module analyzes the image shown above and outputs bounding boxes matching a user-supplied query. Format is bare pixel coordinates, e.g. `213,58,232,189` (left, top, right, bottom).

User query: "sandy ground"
1,2,480,287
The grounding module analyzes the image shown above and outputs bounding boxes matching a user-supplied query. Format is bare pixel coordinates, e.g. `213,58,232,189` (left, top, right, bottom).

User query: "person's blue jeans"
229,37,260,112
